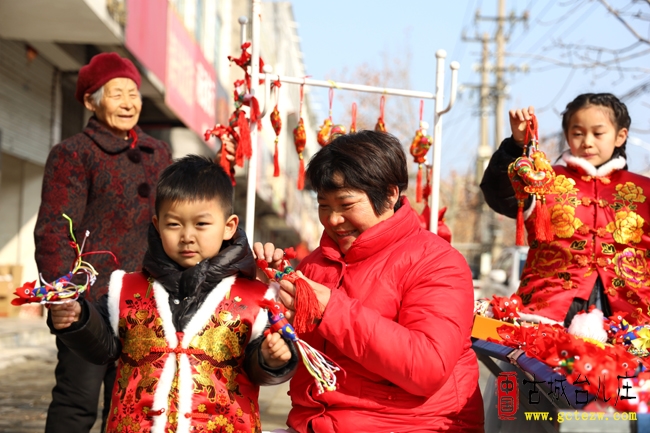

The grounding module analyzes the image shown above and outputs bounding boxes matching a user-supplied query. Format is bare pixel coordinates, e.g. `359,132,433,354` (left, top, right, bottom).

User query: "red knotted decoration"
270,79,282,177
410,100,432,203
350,102,357,134
256,248,322,334
317,88,334,146
375,95,387,132
234,110,252,167
507,114,555,245
204,124,238,185
293,82,307,190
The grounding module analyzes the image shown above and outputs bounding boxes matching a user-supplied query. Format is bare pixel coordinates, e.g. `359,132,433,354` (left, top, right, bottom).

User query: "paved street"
0,316,493,433
0,317,292,433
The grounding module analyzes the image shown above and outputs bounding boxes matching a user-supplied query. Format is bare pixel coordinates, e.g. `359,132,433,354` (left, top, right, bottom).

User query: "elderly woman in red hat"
34,52,172,433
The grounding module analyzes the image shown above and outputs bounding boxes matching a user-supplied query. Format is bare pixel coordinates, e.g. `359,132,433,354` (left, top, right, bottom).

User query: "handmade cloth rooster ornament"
507,114,555,245
12,214,117,305
258,298,342,394
410,119,432,203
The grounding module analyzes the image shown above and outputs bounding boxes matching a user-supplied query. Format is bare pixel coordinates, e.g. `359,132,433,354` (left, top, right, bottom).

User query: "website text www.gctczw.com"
524,411,637,423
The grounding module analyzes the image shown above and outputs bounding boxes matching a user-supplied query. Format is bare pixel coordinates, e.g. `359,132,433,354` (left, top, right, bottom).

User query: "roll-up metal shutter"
0,39,54,166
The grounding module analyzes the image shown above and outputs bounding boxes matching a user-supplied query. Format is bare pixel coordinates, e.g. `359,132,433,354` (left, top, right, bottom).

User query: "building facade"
0,0,320,296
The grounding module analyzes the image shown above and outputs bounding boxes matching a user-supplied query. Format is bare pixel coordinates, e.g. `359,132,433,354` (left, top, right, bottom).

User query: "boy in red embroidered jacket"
48,155,297,433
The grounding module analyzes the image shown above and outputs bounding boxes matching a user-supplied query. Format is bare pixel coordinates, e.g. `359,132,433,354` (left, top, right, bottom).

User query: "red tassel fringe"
533,198,554,243
297,156,305,190
250,96,262,130
273,139,280,177
415,165,423,203
293,277,322,334
515,202,525,246
219,142,235,185
235,111,252,167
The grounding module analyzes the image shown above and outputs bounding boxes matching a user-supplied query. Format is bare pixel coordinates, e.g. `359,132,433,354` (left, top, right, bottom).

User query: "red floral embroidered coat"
518,153,650,323
104,271,272,433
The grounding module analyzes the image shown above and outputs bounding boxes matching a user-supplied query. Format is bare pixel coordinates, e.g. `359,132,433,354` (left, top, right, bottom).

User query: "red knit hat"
75,52,141,103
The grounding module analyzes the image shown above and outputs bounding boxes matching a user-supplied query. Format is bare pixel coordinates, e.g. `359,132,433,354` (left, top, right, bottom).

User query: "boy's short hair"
155,154,234,216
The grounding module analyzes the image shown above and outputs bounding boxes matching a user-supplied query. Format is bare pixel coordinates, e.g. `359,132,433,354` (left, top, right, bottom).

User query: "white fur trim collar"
561,151,626,177
518,312,563,326
107,270,126,336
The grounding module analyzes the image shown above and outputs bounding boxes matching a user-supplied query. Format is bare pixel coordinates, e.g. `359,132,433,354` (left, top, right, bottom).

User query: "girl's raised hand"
509,106,535,146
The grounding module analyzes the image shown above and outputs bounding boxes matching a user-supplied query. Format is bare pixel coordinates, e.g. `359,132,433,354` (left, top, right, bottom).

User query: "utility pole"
463,0,528,276
476,0,528,146
495,0,506,145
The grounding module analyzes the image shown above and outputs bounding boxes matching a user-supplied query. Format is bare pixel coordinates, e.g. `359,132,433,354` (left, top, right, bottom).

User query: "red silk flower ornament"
375,95,387,132
507,114,555,245
293,81,307,190
270,79,282,177
410,100,433,203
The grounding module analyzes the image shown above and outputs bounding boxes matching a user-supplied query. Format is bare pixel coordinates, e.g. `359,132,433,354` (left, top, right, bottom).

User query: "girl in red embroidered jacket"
481,93,650,327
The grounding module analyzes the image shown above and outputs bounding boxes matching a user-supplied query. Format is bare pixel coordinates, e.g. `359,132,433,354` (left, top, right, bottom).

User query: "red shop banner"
165,8,217,145
124,0,168,85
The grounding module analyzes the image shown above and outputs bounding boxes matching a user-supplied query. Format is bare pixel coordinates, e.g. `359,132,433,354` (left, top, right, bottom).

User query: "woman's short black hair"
306,130,408,215
155,154,233,216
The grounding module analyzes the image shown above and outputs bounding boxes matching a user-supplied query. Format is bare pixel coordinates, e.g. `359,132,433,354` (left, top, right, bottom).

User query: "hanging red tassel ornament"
271,105,281,177
294,118,307,190
507,114,555,244
294,82,307,190
350,102,357,133
234,110,252,167
270,79,282,177
375,95,387,132
410,101,432,203
204,124,238,185
317,88,339,146
317,118,333,146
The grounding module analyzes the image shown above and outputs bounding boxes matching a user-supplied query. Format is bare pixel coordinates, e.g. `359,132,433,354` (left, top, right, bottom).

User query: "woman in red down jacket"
254,130,484,433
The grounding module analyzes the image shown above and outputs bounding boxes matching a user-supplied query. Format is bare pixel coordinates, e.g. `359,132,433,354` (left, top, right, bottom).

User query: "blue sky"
277,0,650,177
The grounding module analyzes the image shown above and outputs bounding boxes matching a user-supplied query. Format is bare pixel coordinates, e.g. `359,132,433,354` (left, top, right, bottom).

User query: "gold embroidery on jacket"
606,182,646,244
550,175,584,238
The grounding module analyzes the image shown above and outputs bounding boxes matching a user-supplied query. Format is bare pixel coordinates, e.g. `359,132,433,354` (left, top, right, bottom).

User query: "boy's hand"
260,332,292,368
50,301,81,330
252,242,284,283
509,106,535,146
216,134,236,166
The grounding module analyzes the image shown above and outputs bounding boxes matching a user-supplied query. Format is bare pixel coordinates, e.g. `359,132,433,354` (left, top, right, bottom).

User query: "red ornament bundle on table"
410,100,433,203
507,114,556,245
475,294,650,412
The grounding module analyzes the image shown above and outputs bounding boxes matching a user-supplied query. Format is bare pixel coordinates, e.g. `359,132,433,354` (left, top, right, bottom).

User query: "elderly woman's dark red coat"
34,117,172,301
